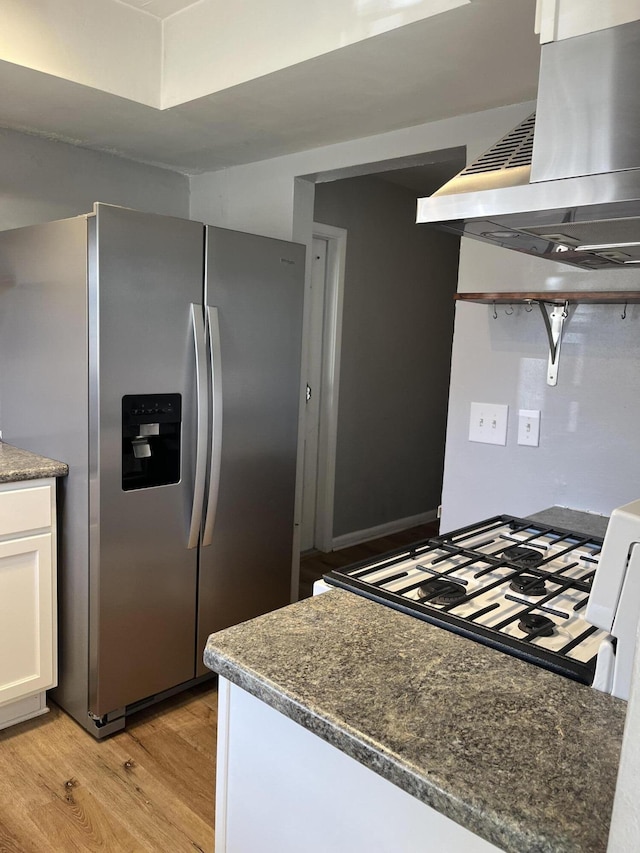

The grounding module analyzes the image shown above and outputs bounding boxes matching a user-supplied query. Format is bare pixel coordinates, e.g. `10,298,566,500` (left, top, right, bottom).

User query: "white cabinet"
535,0,640,43
0,478,57,729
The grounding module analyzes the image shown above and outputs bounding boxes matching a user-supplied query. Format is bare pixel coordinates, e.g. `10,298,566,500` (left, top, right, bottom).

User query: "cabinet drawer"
0,485,52,536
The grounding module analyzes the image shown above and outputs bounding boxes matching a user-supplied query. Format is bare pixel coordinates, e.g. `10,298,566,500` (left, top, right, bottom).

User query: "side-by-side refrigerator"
0,203,305,737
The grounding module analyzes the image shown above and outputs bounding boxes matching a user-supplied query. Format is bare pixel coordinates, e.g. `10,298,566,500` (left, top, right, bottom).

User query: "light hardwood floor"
0,524,439,852
298,521,439,599
0,682,217,852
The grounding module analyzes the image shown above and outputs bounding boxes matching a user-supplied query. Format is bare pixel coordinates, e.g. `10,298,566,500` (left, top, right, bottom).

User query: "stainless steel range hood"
416,19,640,270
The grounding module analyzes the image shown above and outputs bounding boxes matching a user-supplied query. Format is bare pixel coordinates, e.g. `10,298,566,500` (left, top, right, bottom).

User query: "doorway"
298,150,465,558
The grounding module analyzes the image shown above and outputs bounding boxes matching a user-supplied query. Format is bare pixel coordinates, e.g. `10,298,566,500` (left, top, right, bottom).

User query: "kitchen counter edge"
205,510,626,853
0,442,68,482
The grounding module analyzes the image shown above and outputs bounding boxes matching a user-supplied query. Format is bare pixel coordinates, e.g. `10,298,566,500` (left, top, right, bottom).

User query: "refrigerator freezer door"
197,228,305,673
91,204,205,716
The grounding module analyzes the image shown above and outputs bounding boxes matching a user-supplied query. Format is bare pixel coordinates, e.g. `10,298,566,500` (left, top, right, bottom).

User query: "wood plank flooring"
0,522,439,852
298,521,439,599
0,682,217,852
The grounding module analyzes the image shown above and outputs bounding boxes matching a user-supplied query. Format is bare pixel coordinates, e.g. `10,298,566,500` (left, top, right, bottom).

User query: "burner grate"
323,515,607,685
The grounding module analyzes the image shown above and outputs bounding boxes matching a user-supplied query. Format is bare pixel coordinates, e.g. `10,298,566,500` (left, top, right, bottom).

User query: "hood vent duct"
417,19,640,270
441,113,536,195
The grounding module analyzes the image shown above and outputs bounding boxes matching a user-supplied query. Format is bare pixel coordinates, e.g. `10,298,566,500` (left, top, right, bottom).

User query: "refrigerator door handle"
202,306,223,547
188,303,208,549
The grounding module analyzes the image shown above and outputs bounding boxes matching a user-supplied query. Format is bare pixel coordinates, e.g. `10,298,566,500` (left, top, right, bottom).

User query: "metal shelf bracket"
538,300,569,386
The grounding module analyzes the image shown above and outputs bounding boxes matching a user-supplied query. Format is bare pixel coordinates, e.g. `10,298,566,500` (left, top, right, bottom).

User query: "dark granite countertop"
0,442,68,482
204,508,626,853
526,506,609,540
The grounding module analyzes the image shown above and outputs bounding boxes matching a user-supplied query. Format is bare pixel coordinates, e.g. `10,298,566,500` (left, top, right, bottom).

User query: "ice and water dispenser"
122,394,181,491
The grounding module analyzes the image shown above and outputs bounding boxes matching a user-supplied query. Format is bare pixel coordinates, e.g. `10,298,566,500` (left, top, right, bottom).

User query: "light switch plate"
518,409,540,446
469,402,509,445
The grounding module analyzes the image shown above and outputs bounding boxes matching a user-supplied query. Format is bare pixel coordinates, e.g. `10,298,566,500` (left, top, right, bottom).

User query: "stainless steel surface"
202,306,223,548
433,113,534,196
0,214,93,728
532,22,640,183
196,227,304,676
418,170,640,222
0,205,305,733
188,303,207,550
87,212,103,733
417,19,640,269
91,204,204,716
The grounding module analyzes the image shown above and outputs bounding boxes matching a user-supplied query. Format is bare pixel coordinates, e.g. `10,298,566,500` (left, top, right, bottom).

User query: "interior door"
196,227,305,674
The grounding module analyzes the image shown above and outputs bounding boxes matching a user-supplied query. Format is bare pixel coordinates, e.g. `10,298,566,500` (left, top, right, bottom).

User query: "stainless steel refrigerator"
0,203,305,737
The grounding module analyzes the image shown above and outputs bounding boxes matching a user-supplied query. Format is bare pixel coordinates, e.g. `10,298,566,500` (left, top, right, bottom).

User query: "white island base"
215,677,502,853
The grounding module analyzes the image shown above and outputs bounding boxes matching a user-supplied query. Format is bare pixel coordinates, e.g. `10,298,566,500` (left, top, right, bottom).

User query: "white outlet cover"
518,409,540,446
469,402,509,445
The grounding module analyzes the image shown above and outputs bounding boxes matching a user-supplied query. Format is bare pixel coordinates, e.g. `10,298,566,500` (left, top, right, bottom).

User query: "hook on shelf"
505,304,514,315
622,302,628,320
492,302,498,320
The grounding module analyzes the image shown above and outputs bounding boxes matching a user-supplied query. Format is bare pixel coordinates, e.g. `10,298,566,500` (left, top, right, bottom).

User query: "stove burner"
509,574,548,597
419,579,466,606
518,613,555,637
502,545,544,568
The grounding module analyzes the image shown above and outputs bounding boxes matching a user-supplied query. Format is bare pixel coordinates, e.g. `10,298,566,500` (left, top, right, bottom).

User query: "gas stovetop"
324,515,609,685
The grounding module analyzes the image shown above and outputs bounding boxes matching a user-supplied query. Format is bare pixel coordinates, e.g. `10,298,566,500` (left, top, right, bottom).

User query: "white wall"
440,241,640,531
0,127,189,232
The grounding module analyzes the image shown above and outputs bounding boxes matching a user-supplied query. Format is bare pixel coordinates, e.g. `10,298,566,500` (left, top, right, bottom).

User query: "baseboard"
332,509,439,551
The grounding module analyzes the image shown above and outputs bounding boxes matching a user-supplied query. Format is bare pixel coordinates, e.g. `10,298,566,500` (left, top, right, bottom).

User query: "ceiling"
0,0,541,175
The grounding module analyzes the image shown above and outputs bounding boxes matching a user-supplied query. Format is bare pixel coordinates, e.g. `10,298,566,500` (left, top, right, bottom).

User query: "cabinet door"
0,533,55,705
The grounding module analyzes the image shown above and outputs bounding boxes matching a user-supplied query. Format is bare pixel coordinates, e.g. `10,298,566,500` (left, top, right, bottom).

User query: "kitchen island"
204,584,626,853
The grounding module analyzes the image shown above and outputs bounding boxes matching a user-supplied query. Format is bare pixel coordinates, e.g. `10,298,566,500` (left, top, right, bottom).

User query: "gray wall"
314,175,460,538
0,127,189,232
440,238,640,532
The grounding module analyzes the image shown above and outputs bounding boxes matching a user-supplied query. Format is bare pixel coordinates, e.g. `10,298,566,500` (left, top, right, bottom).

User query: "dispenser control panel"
122,393,182,491
122,394,181,425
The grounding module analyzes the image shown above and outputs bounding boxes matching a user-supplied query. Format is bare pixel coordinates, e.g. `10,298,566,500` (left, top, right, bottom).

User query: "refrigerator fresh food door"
90,204,205,717
197,227,305,674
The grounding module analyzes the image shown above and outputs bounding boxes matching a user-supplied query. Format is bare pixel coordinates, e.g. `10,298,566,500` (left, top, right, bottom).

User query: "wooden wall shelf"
455,291,640,305
455,291,639,386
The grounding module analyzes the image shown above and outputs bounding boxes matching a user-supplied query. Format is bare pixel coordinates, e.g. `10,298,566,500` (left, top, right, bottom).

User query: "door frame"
303,222,347,553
